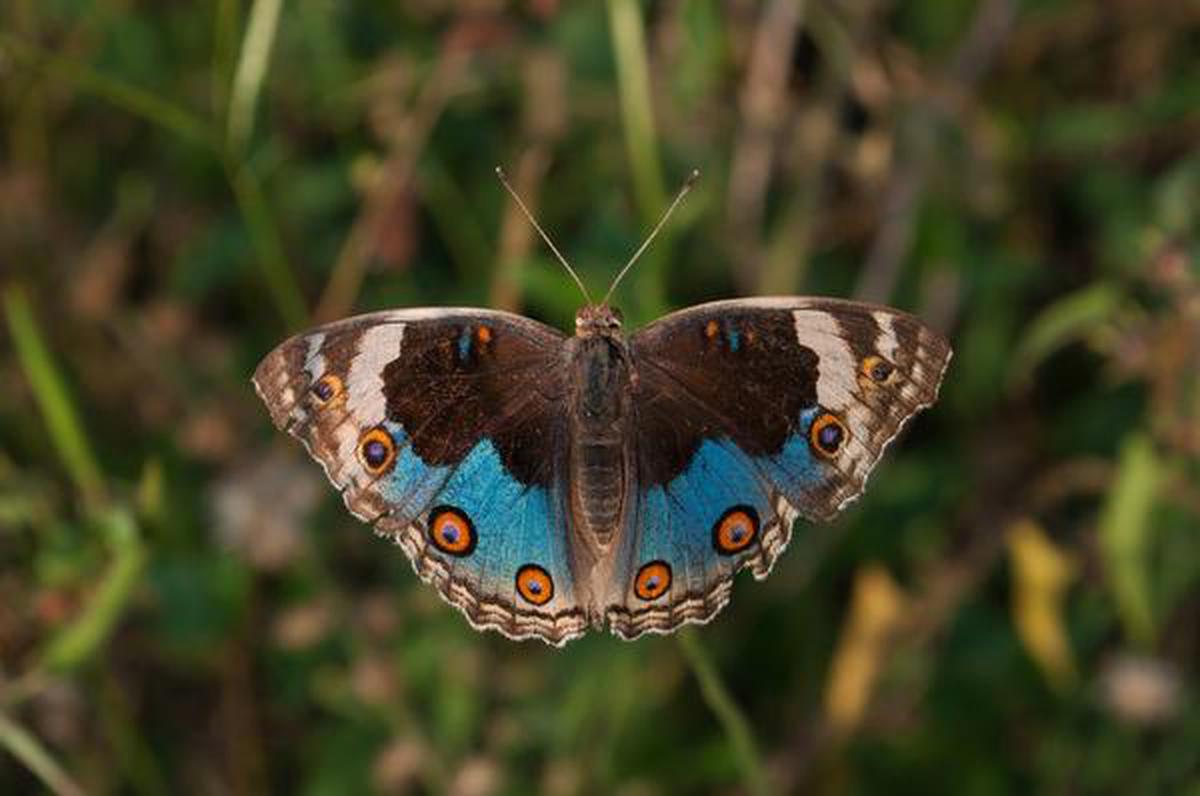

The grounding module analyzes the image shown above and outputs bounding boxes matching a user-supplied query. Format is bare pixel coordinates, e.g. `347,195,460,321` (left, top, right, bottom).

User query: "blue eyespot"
862,355,895,384
818,422,842,449
358,427,397,473
311,374,343,405
516,564,554,605
365,441,387,465
428,506,477,556
809,412,846,457
635,561,673,600
713,506,759,555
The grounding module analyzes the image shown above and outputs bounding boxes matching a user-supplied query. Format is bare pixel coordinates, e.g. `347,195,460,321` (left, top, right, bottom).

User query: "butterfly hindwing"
253,309,589,645
606,298,951,638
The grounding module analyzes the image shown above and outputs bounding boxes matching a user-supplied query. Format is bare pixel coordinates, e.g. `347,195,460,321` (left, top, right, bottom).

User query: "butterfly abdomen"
567,333,633,548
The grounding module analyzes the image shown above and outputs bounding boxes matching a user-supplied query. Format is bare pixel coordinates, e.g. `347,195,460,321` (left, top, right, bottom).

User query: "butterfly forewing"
253,308,590,645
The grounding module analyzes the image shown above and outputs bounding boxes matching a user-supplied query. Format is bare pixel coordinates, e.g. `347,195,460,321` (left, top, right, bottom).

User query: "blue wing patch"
607,411,827,640
374,435,586,645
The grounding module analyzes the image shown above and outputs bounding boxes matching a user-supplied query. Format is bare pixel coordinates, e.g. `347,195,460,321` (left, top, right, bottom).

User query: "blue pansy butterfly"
253,171,951,646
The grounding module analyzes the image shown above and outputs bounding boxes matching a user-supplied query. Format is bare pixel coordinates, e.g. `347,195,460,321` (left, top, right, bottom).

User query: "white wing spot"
792,310,858,411
345,323,406,423
302,332,327,381
874,312,899,363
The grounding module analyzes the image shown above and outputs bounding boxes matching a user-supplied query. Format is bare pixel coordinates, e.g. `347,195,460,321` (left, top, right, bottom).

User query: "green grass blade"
1,35,305,330
1098,434,1161,646
3,286,106,509
40,508,147,671
226,160,310,329
0,710,86,796
677,629,771,796
226,0,284,153
606,0,669,315
606,0,666,218
0,32,215,150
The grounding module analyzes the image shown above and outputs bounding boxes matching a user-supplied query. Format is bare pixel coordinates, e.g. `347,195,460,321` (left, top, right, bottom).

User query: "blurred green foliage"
2,1,1199,793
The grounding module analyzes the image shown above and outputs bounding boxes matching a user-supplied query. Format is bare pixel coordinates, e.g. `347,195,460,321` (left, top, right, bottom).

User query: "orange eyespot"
311,374,344,406
634,561,672,601
713,506,759,555
809,412,847,457
705,320,720,340
515,564,554,606
861,355,895,385
476,325,493,344
428,506,476,556
358,427,397,474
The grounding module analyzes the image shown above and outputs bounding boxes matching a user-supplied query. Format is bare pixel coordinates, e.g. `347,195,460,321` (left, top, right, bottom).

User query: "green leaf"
1008,282,1122,388
1098,434,1161,646
40,508,147,671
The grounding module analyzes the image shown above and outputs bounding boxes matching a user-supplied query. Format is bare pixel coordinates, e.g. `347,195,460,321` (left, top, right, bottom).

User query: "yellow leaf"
824,564,906,735
1007,519,1077,689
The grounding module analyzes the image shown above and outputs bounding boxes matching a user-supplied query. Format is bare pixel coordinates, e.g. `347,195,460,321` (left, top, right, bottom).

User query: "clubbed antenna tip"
603,169,701,304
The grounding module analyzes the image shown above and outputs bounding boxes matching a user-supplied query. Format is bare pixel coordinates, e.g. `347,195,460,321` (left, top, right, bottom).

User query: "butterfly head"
575,304,623,337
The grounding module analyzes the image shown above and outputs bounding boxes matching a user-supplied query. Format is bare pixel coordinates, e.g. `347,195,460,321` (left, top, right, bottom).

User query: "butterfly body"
567,314,635,551
254,297,951,645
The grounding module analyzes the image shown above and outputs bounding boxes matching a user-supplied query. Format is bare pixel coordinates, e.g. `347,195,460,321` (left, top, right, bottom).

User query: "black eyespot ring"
634,560,673,601
809,412,846,457
861,355,895,384
428,506,477,557
712,505,760,555
311,374,344,405
358,427,397,474
516,564,554,605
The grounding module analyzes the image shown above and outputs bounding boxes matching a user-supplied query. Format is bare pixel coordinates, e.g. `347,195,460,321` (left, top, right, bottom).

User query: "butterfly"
253,170,952,646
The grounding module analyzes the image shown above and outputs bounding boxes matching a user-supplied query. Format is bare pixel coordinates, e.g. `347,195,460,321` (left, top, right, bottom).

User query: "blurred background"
2,1,1199,793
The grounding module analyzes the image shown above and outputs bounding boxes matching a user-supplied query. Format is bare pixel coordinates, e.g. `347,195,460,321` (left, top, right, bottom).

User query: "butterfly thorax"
567,306,632,553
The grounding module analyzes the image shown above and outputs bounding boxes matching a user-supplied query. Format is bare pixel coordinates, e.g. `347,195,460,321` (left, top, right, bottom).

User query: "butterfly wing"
606,298,951,638
253,308,589,645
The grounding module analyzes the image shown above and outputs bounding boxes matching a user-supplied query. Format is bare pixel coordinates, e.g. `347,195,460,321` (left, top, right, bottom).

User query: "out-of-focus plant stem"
606,0,668,317
0,711,85,796
223,153,310,330
39,508,147,672
226,0,283,154
677,630,771,796
4,286,106,510
0,32,308,330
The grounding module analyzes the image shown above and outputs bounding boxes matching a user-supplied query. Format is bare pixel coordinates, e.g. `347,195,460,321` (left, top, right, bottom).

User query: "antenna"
495,166,594,305
603,169,700,305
